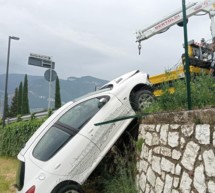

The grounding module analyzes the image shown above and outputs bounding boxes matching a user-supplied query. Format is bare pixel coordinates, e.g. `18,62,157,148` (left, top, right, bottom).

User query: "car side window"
33,126,71,161
58,96,109,130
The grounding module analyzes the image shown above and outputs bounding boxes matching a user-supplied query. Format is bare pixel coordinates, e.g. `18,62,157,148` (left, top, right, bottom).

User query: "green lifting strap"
94,113,148,126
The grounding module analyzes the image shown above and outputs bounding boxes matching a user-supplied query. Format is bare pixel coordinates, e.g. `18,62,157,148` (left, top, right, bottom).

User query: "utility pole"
2,36,20,127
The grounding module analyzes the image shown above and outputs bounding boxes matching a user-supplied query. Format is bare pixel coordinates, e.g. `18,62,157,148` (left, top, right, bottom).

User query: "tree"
5,93,10,118
18,82,23,115
22,74,30,115
55,76,62,109
10,87,19,117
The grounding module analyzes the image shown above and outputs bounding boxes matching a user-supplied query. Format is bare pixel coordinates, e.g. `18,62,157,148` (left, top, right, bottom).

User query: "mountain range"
0,74,108,113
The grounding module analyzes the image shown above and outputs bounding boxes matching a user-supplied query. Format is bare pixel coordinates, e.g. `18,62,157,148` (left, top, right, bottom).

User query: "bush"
0,118,46,157
145,73,215,113
191,74,215,108
101,149,137,193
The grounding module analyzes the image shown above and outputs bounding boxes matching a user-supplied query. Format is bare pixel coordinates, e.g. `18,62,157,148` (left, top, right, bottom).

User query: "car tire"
131,90,154,112
57,184,84,193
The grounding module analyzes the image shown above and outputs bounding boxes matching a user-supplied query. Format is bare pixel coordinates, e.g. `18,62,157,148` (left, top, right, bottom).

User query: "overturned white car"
16,70,153,193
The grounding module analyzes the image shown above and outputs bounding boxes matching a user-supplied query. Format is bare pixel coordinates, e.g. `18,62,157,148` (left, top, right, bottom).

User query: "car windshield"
58,97,109,130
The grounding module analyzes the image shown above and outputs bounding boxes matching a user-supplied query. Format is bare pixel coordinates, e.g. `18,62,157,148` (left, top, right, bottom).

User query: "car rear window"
33,126,71,161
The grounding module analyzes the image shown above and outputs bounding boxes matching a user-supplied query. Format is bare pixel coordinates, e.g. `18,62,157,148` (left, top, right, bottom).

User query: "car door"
78,94,132,152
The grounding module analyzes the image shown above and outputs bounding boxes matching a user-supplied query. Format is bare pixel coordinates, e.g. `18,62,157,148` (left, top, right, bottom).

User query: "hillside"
0,74,108,112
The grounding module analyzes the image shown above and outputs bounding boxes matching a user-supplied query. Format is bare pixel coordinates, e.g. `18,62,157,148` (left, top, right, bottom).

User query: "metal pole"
2,36,19,127
182,0,192,110
48,60,53,110
2,37,11,126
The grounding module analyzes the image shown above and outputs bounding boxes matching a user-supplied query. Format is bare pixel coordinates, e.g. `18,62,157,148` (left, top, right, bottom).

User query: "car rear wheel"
131,90,154,112
57,184,84,193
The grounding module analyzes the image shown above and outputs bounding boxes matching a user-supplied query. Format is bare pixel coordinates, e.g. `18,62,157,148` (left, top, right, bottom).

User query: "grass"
0,157,18,193
102,159,137,193
145,73,215,113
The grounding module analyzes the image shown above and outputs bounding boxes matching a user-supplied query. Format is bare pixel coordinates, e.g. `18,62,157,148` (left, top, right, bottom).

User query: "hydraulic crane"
136,0,215,48
135,0,215,96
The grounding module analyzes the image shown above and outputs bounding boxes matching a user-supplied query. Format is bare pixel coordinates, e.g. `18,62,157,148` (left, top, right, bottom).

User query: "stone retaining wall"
136,109,215,193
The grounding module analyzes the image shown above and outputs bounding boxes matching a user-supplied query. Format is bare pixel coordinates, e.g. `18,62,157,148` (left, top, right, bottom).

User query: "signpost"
28,53,55,69
44,68,57,109
28,53,57,110
44,69,57,82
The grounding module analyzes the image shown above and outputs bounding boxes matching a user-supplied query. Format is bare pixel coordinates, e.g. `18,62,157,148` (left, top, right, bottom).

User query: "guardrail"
5,111,50,124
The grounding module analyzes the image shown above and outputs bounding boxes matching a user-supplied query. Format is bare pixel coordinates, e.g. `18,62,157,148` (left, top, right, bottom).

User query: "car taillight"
26,185,35,193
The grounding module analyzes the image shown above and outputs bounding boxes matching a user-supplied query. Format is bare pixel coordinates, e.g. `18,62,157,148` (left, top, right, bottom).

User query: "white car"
16,70,153,193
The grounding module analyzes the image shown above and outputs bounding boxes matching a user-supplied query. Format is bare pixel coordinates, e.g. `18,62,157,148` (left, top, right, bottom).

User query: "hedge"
0,118,46,157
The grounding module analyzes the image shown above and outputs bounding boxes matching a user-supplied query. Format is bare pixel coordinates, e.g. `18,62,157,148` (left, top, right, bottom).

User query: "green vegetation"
9,88,19,117
0,157,18,193
5,94,10,118
22,74,30,115
0,118,45,157
101,153,137,193
55,76,62,109
18,82,23,115
5,74,30,119
145,73,215,113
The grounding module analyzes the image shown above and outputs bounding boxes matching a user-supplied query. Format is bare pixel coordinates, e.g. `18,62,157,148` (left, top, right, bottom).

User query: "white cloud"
0,0,213,81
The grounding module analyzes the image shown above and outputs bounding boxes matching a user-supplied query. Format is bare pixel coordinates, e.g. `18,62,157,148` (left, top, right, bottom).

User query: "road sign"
44,69,57,82
30,53,51,60
28,53,55,69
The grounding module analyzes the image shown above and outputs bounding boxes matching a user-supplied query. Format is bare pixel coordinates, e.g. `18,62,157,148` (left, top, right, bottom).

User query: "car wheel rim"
137,94,153,111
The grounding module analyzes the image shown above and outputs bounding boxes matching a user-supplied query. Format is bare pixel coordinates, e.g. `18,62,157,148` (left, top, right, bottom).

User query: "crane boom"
136,0,215,43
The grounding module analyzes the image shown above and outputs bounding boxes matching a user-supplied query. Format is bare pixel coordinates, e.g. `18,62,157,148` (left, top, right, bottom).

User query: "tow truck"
136,0,215,96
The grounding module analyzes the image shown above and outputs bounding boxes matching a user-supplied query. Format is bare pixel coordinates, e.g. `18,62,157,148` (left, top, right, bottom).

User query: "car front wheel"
131,90,154,112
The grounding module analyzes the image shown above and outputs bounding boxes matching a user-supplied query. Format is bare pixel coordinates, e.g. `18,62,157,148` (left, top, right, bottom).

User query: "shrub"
190,74,215,108
101,149,137,193
0,118,46,157
145,73,215,113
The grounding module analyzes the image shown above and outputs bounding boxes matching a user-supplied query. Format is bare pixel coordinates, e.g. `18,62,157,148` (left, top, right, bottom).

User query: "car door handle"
88,128,94,134
54,163,61,170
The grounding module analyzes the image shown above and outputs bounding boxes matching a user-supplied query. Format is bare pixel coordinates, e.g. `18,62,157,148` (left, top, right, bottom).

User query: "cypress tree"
10,87,19,117
55,76,62,109
22,74,30,115
18,82,23,115
5,93,10,118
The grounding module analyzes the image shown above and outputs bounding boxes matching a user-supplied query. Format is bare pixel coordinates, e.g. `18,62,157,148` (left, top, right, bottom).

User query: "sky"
0,0,212,81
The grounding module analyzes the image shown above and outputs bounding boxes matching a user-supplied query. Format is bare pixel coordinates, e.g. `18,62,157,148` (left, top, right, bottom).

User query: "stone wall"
136,108,215,193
